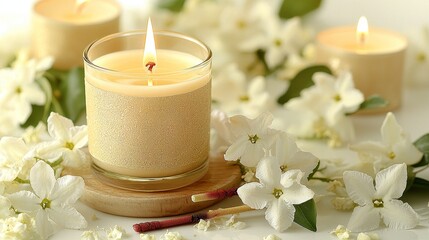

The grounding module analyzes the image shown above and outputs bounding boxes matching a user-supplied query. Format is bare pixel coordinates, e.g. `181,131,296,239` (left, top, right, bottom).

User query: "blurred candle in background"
316,16,407,112
32,0,120,70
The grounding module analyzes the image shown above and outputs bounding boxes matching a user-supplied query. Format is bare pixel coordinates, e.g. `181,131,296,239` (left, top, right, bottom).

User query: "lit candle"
84,20,212,191
32,0,120,70
316,16,407,112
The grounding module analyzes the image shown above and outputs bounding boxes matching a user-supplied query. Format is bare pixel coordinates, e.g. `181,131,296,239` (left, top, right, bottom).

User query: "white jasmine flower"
0,213,42,240
351,112,422,172
263,234,282,240
8,161,87,239
194,219,211,231
42,112,88,168
330,225,351,240
81,230,100,240
22,122,50,145
219,0,274,50
343,163,419,231
277,44,315,80
247,18,310,68
224,113,277,167
357,232,380,240
283,72,361,145
140,233,156,240
0,195,12,218
212,64,275,118
0,61,46,124
273,132,319,180
107,225,126,240
405,25,429,86
161,231,184,240
0,137,33,182
237,157,314,231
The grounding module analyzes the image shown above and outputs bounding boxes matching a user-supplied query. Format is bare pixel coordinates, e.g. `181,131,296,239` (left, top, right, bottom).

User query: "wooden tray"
64,156,242,217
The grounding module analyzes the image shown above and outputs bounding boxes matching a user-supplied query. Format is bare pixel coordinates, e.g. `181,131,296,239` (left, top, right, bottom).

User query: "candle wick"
145,61,156,72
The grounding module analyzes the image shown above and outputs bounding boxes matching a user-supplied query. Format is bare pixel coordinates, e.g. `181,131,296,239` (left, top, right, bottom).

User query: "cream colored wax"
316,27,407,112
32,0,120,69
85,49,211,178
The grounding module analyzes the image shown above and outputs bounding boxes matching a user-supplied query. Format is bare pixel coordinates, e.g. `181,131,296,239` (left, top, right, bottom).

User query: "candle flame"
143,18,157,86
356,16,369,44
75,0,89,13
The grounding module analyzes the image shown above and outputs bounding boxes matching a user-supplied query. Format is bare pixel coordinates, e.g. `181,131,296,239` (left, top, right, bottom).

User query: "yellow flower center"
280,165,288,173
65,142,75,150
372,199,384,208
40,198,51,209
240,95,250,102
416,52,426,63
272,188,283,199
388,151,396,160
248,134,259,144
274,39,282,47
333,94,342,102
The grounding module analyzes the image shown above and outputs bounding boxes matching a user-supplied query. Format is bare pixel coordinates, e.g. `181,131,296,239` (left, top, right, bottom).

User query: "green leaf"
21,105,45,128
59,67,86,122
410,177,429,191
294,199,317,232
357,95,388,111
158,0,186,12
277,65,331,104
412,134,429,168
414,133,429,154
279,0,322,19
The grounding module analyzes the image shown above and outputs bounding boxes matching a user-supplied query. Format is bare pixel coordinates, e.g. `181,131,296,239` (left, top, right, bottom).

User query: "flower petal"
47,112,74,141
343,171,375,205
347,205,380,232
381,113,403,147
375,163,407,200
48,204,87,229
50,175,84,204
240,142,266,167
280,182,314,205
7,191,40,212
392,140,423,165
237,182,272,209
30,161,56,199
256,157,281,187
380,199,419,229
265,199,295,232
70,126,88,149
224,137,247,161
35,209,55,239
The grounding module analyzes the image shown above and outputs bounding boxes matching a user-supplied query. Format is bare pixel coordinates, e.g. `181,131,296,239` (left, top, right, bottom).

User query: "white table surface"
1,1,429,239
50,87,429,240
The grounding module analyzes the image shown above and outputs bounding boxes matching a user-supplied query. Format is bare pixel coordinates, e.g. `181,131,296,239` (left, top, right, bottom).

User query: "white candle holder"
83,31,212,191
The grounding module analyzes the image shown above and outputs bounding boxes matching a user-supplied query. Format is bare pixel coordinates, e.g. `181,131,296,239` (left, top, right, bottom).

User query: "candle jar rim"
83,30,212,78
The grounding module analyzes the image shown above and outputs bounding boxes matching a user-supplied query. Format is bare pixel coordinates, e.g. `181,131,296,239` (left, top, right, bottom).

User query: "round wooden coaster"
65,156,241,217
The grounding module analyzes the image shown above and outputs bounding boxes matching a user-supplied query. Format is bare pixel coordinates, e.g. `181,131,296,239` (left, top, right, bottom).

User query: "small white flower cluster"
0,112,89,239
81,225,127,240
194,214,246,232
211,111,318,232
0,51,53,136
330,225,379,240
279,72,364,147
139,231,184,240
